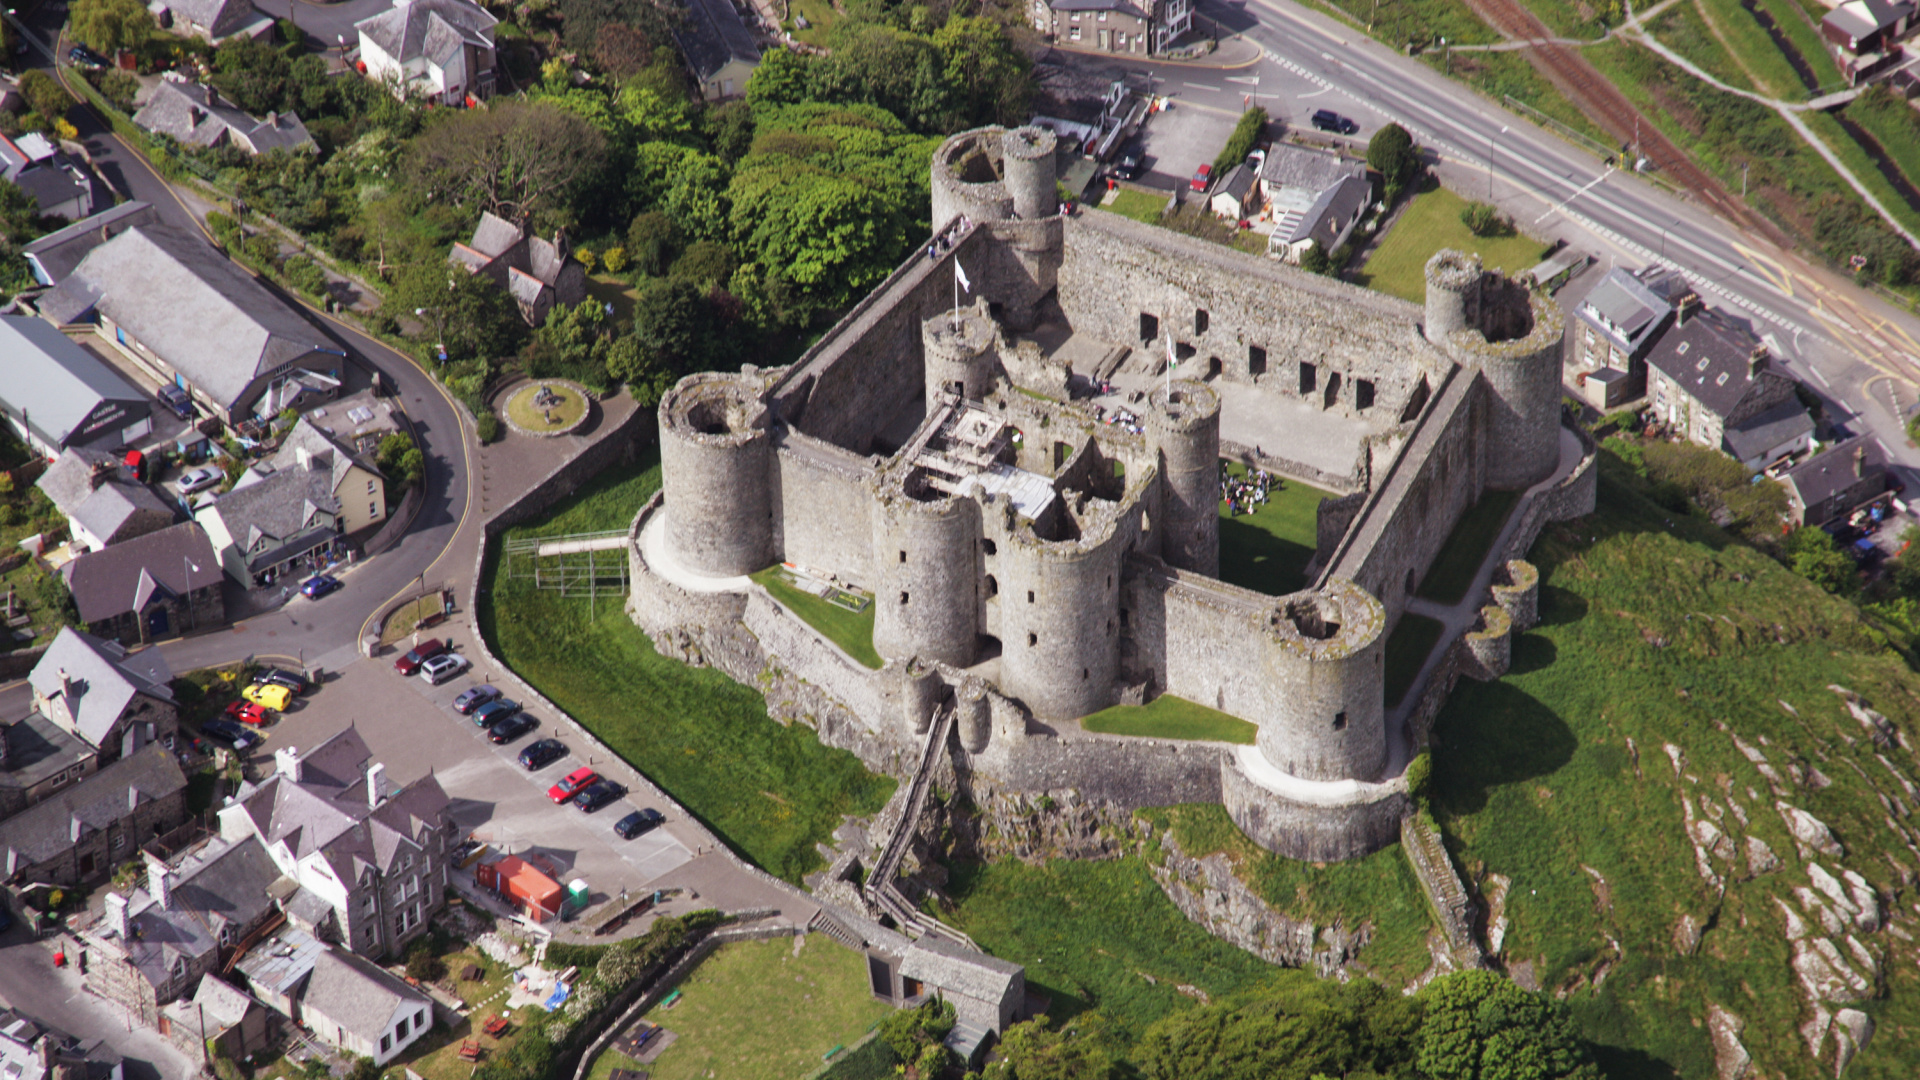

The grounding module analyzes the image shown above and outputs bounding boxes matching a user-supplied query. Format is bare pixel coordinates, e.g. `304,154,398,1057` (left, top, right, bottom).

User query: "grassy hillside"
1430,449,1920,1079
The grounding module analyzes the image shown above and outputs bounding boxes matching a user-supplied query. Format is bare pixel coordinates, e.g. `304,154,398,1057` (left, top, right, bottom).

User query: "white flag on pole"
955,260,972,293
1166,336,1177,368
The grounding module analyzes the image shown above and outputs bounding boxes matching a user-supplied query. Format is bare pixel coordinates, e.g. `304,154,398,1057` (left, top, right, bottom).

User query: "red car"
394,638,448,676
1189,163,1212,192
548,766,599,804
224,700,271,726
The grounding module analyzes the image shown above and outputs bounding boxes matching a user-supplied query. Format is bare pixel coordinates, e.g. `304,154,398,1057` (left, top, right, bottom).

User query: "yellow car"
241,682,293,712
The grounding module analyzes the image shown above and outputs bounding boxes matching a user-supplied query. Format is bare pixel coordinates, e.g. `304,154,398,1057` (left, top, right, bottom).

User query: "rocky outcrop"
1706,1005,1752,1080
1778,802,1845,859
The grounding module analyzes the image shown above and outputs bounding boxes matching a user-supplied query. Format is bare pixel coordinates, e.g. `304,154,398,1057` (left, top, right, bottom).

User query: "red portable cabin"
474,855,564,923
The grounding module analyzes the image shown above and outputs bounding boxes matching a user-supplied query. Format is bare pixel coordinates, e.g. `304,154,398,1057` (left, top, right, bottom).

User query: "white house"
299,948,435,1066
354,0,498,105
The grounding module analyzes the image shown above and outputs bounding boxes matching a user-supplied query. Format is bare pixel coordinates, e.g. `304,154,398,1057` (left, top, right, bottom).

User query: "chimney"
274,746,301,783
57,668,71,702
1854,444,1866,479
87,459,116,490
1748,349,1767,378
145,852,173,910
105,892,131,940
295,445,311,469
367,763,386,809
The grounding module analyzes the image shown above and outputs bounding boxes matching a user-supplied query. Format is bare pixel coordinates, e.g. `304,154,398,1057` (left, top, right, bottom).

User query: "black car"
488,713,538,745
518,738,566,770
1310,109,1358,135
572,779,625,813
473,698,521,728
67,44,107,68
454,684,504,715
201,719,261,751
614,808,665,839
253,667,310,695
156,384,194,421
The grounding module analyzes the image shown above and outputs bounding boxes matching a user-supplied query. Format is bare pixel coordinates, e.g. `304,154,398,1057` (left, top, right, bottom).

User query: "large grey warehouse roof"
0,316,146,448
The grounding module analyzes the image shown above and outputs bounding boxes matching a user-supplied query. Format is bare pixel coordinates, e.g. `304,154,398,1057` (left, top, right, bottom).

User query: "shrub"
476,411,501,443
1460,200,1505,236
405,945,446,983
205,211,239,249
1368,122,1419,201
600,245,629,273
1299,241,1331,275
18,71,70,124
90,68,139,111
1212,107,1267,177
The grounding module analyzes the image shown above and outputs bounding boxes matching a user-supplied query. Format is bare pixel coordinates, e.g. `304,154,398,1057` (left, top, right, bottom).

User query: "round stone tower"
1000,518,1124,722
1471,299,1565,490
1148,379,1220,577
658,372,774,577
930,128,1016,230
923,304,999,404
1423,249,1479,343
1254,580,1387,783
1000,126,1058,221
871,484,981,669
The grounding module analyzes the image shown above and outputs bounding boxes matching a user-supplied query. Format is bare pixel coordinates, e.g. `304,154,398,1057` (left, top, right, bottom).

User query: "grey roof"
39,225,344,414
199,453,342,568
0,317,148,450
1285,173,1370,244
673,0,760,82
1258,142,1366,193
36,447,175,547
1785,436,1888,512
301,946,431,1039
468,212,521,258
0,713,97,796
1723,399,1813,463
0,743,185,868
268,418,382,497
12,164,89,216
1824,0,1913,41
1645,306,1780,420
355,0,496,64
62,521,222,625
187,976,258,1030
233,924,324,998
1575,265,1676,354
1214,163,1257,204
28,628,174,748
899,937,1022,1004
1048,0,1150,12
23,202,163,287
111,835,284,993
133,81,314,156
168,0,263,37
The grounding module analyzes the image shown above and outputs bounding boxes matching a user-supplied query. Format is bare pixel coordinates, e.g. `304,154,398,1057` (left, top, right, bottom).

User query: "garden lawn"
505,384,587,432
585,273,641,325
1357,184,1551,302
584,937,891,1080
749,568,881,669
1216,465,1331,596
1107,187,1167,225
1081,695,1257,744
1384,613,1444,708
1416,488,1519,605
480,453,894,883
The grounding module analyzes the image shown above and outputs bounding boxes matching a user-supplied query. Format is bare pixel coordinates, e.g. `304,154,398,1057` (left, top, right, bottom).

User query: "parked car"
242,682,293,712
253,667,309,694
223,701,270,726
177,466,222,495
1189,163,1212,192
67,44,107,68
1113,149,1142,180
572,779,625,813
614,808,665,839
301,574,342,599
548,766,598,804
201,719,261,751
394,638,447,676
455,684,504,715
422,653,471,686
473,698,521,728
1311,109,1358,135
156,384,194,421
488,713,538,744
518,738,566,770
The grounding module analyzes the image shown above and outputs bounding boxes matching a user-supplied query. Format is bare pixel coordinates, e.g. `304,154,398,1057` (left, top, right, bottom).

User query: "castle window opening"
1207,356,1222,379
1054,441,1071,470
1356,378,1375,410
985,575,998,596
1195,308,1209,334
1140,312,1159,342
900,591,909,605
1082,668,1089,680
1323,371,1341,409
1249,345,1267,376
982,539,997,555
1332,712,1348,731
1027,632,1038,646
899,550,907,563
1299,361,1317,394
1119,608,1129,627
1107,619,1115,636
1027,590,1035,603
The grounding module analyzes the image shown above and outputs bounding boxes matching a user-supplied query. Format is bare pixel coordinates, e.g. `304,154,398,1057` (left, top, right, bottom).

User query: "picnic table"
483,1014,511,1038
458,1040,483,1062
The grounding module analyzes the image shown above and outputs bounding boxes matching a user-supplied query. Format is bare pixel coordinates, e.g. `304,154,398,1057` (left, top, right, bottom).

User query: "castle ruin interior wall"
772,433,878,585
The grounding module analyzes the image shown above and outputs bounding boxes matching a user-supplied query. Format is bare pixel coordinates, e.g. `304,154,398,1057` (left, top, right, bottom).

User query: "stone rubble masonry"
1148,380,1221,578
658,373,775,577
1490,559,1540,632
1464,606,1512,681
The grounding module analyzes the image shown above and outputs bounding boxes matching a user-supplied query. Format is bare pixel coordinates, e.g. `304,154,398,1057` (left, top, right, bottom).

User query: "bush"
1211,107,1268,177
18,71,71,125
405,945,447,983
600,245,629,273
1460,200,1505,236
1299,241,1331,275
1368,122,1419,201
89,68,139,112
475,411,502,444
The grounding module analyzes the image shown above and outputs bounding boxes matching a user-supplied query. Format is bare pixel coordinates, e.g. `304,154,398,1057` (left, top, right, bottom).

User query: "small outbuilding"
475,854,564,922
1781,437,1891,527
1208,163,1259,220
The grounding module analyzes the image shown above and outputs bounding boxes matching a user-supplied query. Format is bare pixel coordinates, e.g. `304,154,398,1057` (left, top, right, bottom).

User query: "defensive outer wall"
628,126,1596,868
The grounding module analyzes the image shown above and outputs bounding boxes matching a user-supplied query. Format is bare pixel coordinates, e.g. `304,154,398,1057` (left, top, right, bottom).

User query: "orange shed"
475,855,564,923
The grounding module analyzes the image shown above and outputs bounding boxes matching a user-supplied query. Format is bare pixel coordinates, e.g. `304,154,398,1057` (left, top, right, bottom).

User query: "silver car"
177,466,223,495
422,653,471,686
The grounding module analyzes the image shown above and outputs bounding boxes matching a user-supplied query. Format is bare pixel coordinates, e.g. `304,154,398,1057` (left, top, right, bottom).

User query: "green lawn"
784,0,841,47
1357,184,1552,303
1081,694,1258,744
1384,613,1444,709
585,273,641,326
1107,188,1168,225
585,938,890,1080
1216,465,1332,596
504,382,587,432
1415,489,1520,605
750,567,882,669
479,453,895,883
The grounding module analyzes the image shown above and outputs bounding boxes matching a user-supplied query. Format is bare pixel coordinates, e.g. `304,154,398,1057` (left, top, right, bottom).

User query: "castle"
628,126,1596,864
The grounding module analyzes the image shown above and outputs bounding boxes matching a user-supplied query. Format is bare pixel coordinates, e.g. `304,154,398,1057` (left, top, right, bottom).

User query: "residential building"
0,743,188,887
1257,144,1371,265
268,419,388,536
133,80,315,156
1568,264,1691,407
62,522,226,645
159,976,273,1066
0,712,99,819
355,0,499,105
1208,163,1259,220
155,0,273,41
216,728,453,960
194,454,344,587
1645,303,1808,466
673,0,759,100
29,628,180,765
1782,438,1892,527
0,316,153,457
1822,0,1914,82
22,202,162,288
1037,0,1192,55
447,211,587,327
301,388,403,462
37,224,348,424
35,448,176,553
296,947,436,1066
0,1006,127,1080
0,131,95,220
1722,400,1814,473
882,937,1025,1064
82,837,285,1028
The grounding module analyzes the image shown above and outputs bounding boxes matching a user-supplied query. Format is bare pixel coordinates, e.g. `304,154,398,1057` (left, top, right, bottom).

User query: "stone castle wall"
771,430,877,586
1221,753,1409,862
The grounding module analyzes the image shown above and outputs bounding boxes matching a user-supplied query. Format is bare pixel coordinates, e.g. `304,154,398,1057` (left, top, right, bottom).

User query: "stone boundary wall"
1405,636,1472,751
965,733,1229,808
742,592,893,730
1498,421,1599,565
0,644,49,682
772,432,879,587
1220,437,1364,496
1400,814,1481,961
1220,754,1408,862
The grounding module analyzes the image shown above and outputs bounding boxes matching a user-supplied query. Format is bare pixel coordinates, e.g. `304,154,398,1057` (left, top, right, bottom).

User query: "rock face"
1745,835,1781,876
1146,826,1367,978
1778,802,1845,859
1706,1005,1752,1080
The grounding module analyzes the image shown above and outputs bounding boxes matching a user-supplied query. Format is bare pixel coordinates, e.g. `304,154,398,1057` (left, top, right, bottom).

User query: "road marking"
1810,364,1832,387
1225,75,1261,85
1534,167,1613,225
1299,86,1330,98
1182,81,1219,91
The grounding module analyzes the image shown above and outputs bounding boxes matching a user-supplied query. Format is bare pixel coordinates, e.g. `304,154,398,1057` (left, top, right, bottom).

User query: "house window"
380,1034,391,1054
112,833,126,852
1069,25,1081,38
396,1016,409,1038
1098,11,1107,18
418,1009,428,1029
366,480,375,494
369,503,378,518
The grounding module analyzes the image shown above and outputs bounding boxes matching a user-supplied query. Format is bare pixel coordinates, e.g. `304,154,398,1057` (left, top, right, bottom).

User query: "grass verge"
749,567,881,669
1417,489,1520,605
1356,183,1551,302
1081,694,1258,744
479,451,895,883
1656,0,1765,94
1107,187,1167,224
1385,613,1445,708
1216,465,1331,596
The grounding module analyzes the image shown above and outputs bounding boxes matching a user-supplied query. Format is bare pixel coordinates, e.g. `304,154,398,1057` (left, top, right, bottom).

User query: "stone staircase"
945,1018,992,1066
862,703,977,949
1400,814,1484,963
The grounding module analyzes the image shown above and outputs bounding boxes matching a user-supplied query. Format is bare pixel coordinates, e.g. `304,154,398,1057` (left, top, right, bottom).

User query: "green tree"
407,102,607,230
932,16,1031,127
387,261,525,363
1416,970,1599,1080
1784,526,1858,595
1298,241,1331,275
669,241,736,292
1213,107,1268,177
1136,973,1421,1080
980,1014,1120,1080
1367,122,1419,200
879,996,955,1060
17,71,72,126
1460,200,1505,237
70,0,151,58
611,278,718,398
214,36,294,115
591,23,653,79
745,46,821,111
626,210,683,276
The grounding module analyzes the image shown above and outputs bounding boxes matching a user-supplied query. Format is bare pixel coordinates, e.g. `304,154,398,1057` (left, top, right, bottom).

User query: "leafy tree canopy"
70,0,151,57
1136,971,1421,1080
1416,970,1601,1080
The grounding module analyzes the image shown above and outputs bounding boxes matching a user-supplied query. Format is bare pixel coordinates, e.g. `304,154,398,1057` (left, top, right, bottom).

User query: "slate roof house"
1208,163,1260,220
159,976,272,1065
29,627,180,765
62,521,226,646
35,447,176,553
1258,144,1371,265
0,314,153,458
155,0,273,41
133,80,315,156
0,1006,127,1080
0,742,188,888
356,0,499,105
297,947,436,1066
0,712,99,820
22,202,162,288
1822,0,1914,82
38,224,348,424
194,452,344,587
448,211,587,327
1035,0,1193,55
0,131,95,221
269,419,388,536
1645,303,1810,471
1782,438,1892,527
216,728,452,960
673,0,760,100
1569,263,1691,407
884,937,1025,1064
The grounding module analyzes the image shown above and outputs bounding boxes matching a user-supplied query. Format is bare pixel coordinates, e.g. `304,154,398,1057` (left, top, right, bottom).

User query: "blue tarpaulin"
544,981,571,1012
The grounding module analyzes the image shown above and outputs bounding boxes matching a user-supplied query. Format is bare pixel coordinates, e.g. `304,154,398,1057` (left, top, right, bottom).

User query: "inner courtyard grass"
1357,184,1552,302
584,937,890,1080
1081,694,1258,744
1416,488,1520,605
1217,465,1332,596
479,452,894,883
749,567,882,669
1384,613,1445,708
